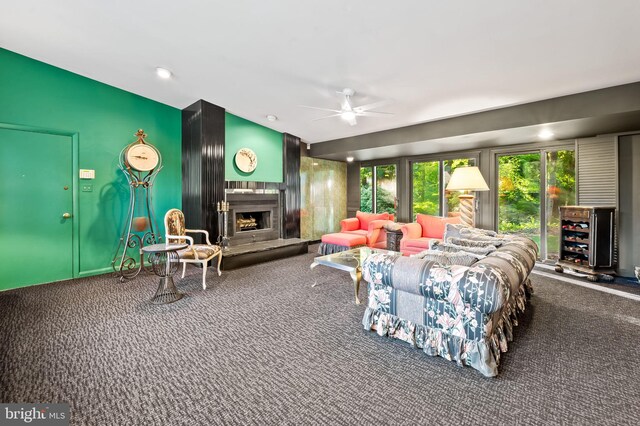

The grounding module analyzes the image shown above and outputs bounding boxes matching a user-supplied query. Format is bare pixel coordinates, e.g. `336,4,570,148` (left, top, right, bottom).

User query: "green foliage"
498,153,541,235
360,185,372,212
360,165,396,214
411,158,474,217
375,186,396,213
498,151,576,238
412,161,439,215
360,167,373,212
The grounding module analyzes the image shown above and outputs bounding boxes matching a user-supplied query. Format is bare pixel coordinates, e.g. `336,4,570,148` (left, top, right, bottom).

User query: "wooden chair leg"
216,251,222,276
201,261,207,290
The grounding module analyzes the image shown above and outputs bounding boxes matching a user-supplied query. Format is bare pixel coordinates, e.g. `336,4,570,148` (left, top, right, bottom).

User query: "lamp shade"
446,166,490,191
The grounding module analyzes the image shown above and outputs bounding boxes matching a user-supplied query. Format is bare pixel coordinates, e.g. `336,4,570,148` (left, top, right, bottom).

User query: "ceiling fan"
300,88,393,126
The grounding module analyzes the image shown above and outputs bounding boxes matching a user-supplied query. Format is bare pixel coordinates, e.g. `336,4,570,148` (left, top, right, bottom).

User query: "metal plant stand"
142,243,187,304
111,130,163,282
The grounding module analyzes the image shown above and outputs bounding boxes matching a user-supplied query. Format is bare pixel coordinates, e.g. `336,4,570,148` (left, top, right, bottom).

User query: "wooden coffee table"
310,247,394,304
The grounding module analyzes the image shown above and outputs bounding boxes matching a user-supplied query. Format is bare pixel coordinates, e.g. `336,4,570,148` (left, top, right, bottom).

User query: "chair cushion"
321,232,367,247
356,211,389,231
416,214,461,239
403,237,436,249
178,244,221,260
345,229,367,237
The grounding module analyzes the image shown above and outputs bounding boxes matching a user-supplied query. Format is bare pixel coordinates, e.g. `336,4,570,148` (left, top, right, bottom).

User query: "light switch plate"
80,169,95,179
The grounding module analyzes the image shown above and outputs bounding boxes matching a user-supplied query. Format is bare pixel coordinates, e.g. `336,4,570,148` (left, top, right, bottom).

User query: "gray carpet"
1,247,640,425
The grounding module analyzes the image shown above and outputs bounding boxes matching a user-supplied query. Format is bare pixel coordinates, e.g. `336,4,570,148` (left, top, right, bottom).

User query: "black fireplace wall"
182,100,225,242
283,133,301,238
181,100,302,243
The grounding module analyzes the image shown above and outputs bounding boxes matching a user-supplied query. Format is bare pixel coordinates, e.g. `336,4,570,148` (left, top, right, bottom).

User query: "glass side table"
141,243,188,305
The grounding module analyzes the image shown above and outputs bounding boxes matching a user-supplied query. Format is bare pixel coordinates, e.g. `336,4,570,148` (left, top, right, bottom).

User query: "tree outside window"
360,164,397,215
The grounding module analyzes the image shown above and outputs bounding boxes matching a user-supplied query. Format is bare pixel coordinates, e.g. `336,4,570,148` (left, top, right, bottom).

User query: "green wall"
0,48,181,289
225,112,282,182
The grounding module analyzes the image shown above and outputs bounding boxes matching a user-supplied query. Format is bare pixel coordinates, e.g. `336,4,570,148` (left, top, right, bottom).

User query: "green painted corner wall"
225,113,283,182
0,48,182,290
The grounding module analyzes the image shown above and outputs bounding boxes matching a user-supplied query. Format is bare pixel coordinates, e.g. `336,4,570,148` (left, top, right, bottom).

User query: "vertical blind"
577,135,618,207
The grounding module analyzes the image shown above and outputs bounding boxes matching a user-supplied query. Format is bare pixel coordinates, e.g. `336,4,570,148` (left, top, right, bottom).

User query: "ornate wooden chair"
164,208,222,289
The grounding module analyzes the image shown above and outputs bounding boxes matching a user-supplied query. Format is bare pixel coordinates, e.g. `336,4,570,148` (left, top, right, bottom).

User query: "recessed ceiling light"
266,115,278,122
346,156,354,162
538,129,554,140
155,67,172,79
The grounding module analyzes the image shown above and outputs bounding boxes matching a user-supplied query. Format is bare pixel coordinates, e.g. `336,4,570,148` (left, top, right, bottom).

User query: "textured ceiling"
2,0,640,143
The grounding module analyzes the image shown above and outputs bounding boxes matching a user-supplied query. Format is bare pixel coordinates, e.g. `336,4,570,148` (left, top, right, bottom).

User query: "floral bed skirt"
362,279,532,377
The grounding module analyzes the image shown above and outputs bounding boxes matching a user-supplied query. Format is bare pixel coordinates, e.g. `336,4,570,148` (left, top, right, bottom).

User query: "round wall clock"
125,143,160,172
235,148,258,173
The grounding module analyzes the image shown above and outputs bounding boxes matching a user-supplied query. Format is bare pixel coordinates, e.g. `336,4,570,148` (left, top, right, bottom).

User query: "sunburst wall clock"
235,148,257,173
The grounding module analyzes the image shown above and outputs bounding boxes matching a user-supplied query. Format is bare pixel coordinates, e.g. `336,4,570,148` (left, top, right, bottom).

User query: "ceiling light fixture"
155,67,172,79
538,129,554,140
341,111,356,121
266,115,278,122
346,156,354,162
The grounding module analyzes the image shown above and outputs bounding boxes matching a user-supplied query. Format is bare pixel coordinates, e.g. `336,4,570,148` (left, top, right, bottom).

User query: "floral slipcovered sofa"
361,232,537,377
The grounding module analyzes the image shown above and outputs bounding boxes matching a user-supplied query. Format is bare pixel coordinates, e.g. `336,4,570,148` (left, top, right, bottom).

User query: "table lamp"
445,166,490,227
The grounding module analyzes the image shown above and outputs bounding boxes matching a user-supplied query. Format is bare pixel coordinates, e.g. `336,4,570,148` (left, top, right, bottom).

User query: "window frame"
408,152,480,221
359,161,399,214
491,141,576,260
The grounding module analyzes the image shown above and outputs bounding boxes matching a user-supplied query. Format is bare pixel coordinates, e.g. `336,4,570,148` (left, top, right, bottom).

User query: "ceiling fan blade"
356,110,394,117
299,105,343,113
312,113,343,122
353,100,391,112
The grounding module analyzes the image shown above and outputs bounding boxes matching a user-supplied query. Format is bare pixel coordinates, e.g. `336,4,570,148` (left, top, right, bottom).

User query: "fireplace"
235,211,271,232
225,190,280,245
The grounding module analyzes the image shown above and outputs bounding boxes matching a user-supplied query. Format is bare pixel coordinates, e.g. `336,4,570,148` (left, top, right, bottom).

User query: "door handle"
62,213,72,219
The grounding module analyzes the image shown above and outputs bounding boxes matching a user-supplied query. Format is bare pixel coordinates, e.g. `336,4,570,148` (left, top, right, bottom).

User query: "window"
496,149,576,260
412,161,440,215
359,164,397,215
360,166,373,212
411,157,476,219
375,165,397,215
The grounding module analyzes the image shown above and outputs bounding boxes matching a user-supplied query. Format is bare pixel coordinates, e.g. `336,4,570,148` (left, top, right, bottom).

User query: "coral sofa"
361,232,538,377
400,214,461,255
